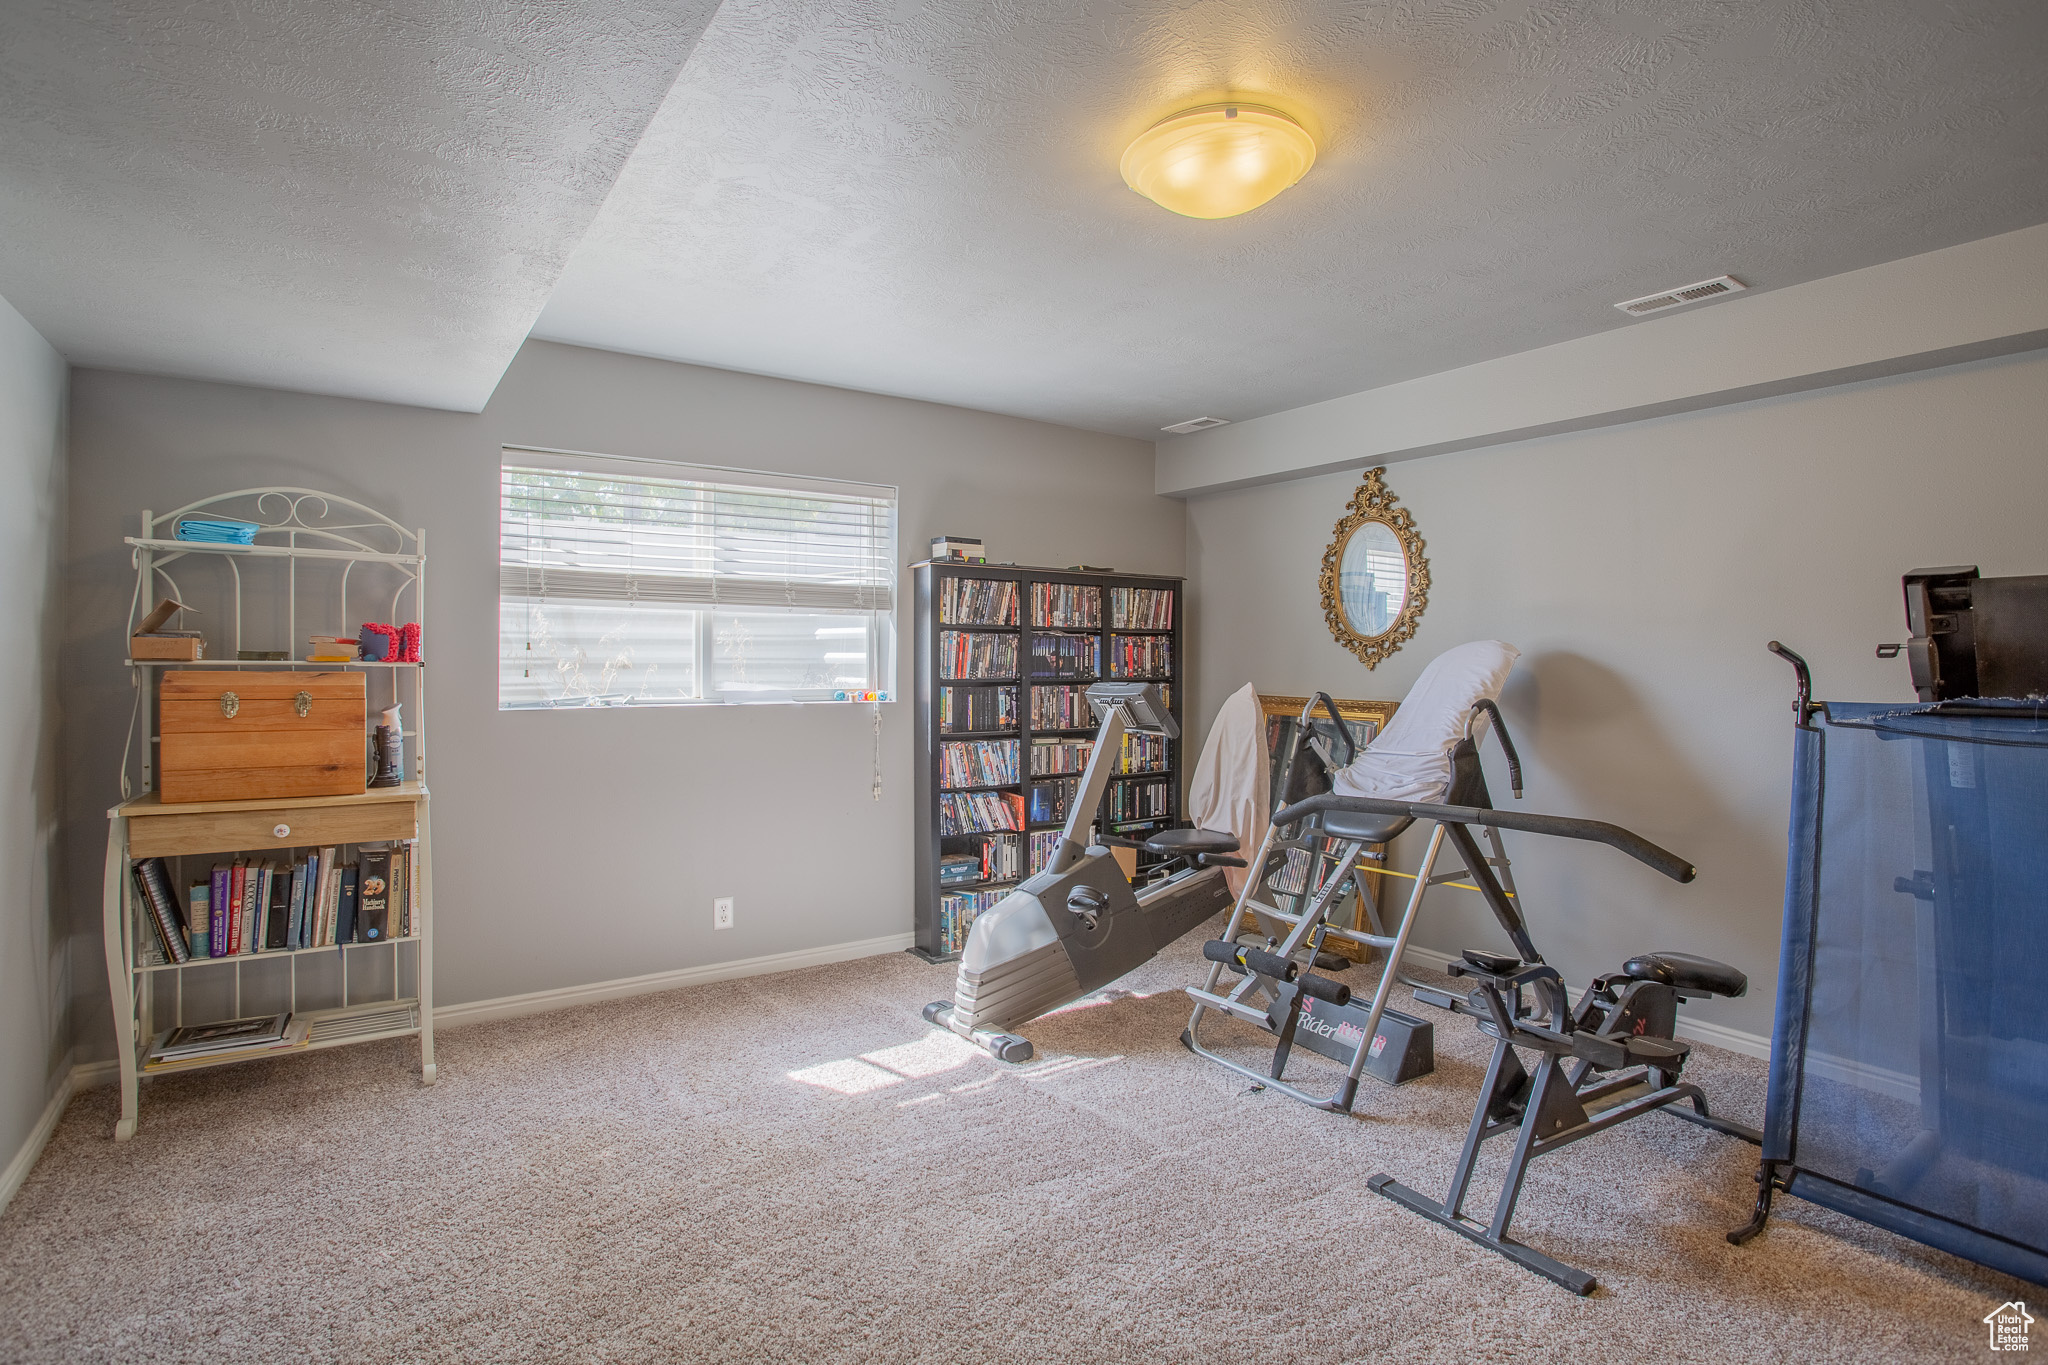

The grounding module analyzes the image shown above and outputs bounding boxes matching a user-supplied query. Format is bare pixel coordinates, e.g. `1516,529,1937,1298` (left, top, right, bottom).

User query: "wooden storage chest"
158,670,367,803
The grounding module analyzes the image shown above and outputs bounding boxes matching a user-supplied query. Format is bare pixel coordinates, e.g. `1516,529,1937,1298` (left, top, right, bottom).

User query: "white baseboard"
1396,944,1772,1061
1,1058,116,1217
434,932,918,1031
71,1060,118,1090
6,935,915,1204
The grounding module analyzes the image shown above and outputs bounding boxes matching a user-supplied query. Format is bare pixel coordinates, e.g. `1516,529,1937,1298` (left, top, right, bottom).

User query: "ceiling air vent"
1161,416,1230,435
1614,275,1747,317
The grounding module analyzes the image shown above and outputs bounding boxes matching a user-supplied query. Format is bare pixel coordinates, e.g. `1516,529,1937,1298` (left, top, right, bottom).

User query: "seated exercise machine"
1297,791,1762,1293
1182,643,1526,1112
924,683,1241,1062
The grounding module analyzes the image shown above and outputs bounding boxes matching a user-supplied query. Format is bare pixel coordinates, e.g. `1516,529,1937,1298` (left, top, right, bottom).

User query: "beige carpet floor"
1,919,2030,1363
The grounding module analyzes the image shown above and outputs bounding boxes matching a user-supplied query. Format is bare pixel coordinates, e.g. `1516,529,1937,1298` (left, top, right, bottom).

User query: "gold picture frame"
1318,467,1429,670
1257,694,1398,732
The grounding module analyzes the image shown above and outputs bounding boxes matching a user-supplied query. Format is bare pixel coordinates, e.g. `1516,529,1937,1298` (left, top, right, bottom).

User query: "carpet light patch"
1019,1055,1122,1082
1041,987,1155,1018
859,1031,982,1078
786,1058,906,1094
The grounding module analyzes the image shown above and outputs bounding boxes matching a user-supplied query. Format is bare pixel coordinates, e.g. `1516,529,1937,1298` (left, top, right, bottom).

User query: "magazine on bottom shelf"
143,1013,313,1071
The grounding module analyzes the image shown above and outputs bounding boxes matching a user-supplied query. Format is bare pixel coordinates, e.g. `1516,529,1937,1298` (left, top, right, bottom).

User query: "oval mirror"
1319,467,1430,669
1339,520,1407,638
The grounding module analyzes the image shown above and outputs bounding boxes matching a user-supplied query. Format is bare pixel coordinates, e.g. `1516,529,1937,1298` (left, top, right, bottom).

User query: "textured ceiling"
0,0,720,410
535,0,2048,438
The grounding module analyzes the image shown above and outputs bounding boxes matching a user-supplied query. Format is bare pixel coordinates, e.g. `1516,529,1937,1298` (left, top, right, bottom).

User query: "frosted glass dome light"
1120,103,1317,220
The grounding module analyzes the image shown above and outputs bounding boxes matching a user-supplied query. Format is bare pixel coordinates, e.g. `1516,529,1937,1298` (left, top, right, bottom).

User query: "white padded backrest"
1332,640,1520,804
1186,682,1268,894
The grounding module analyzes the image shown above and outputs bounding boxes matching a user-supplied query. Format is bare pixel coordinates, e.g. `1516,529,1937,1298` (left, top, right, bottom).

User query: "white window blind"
499,451,896,709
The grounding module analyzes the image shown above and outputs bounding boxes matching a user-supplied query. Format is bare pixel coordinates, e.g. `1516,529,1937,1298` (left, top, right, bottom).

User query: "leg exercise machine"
924,683,1241,1062
1181,694,1525,1112
1273,793,1765,1293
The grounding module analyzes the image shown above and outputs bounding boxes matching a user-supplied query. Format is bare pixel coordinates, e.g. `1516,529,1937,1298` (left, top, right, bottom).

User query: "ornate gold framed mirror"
1318,467,1428,669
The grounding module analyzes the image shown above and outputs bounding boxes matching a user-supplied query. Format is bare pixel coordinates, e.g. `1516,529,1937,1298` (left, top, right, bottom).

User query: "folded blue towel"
175,517,260,545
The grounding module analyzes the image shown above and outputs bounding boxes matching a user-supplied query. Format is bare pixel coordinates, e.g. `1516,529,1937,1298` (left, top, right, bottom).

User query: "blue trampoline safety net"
1782,702,2048,1256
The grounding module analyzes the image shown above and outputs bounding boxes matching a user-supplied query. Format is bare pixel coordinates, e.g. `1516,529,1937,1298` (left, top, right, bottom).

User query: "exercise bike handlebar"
1272,793,1696,884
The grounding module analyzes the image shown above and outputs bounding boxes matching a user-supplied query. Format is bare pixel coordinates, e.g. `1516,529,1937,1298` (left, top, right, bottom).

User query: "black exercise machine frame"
1277,793,1760,1294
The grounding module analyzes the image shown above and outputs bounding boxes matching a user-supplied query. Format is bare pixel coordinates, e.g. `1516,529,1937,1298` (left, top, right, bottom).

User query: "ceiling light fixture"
1120,103,1316,220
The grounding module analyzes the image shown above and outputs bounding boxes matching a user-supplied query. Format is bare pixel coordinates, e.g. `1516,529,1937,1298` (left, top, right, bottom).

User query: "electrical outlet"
714,896,734,930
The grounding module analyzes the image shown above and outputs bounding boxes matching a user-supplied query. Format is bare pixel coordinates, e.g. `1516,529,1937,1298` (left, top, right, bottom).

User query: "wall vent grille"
1161,416,1230,435
1615,275,1747,316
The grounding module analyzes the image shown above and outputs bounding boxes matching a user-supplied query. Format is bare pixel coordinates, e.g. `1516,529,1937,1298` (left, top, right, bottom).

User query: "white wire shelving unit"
102,488,435,1140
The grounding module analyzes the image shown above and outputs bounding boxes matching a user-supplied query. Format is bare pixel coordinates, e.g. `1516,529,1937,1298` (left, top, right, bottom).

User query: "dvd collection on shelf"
1030,634,1100,678
131,845,418,967
1110,634,1173,679
940,576,1019,626
939,630,1017,679
936,885,1012,955
917,565,1182,962
1109,586,1174,630
1032,583,1101,629
1108,780,1171,824
1113,731,1169,774
939,789,1026,835
939,685,1017,732
939,832,1022,887
940,738,1021,787
1030,737,1092,775
1030,684,1093,730
1029,776,1081,824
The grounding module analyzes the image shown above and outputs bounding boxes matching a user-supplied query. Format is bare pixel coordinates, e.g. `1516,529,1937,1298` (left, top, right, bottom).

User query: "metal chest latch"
295,691,312,718
219,691,239,719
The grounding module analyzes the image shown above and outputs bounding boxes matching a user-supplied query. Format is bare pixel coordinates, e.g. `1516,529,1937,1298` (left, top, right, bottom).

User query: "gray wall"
63,340,1175,1053
0,294,69,1167
1185,347,2048,1039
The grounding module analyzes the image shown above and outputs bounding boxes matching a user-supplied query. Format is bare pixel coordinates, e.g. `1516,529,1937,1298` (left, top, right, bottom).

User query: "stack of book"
939,852,983,887
939,790,1025,835
939,577,1018,625
1029,830,1066,874
1032,583,1101,628
1109,587,1173,630
939,685,1017,732
939,631,1017,679
1030,635,1099,679
131,844,419,966
143,1013,312,1073
1110,635,1173,679
939,738,1020,788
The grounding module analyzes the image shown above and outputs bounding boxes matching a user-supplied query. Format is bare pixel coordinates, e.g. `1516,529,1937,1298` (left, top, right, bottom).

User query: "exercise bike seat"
1142,826,1240,856
1621,951,1747,998
1317,807,1414,844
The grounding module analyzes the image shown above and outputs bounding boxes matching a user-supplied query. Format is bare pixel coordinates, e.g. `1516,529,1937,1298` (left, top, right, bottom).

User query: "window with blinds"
499,451,897,709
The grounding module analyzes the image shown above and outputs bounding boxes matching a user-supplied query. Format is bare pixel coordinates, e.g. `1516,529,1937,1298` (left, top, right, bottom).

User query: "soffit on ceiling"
0,0,720,411
534,0,2048,439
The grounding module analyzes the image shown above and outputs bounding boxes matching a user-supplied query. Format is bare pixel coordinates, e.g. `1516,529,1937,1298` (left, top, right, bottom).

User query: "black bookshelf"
911,561,1185,963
